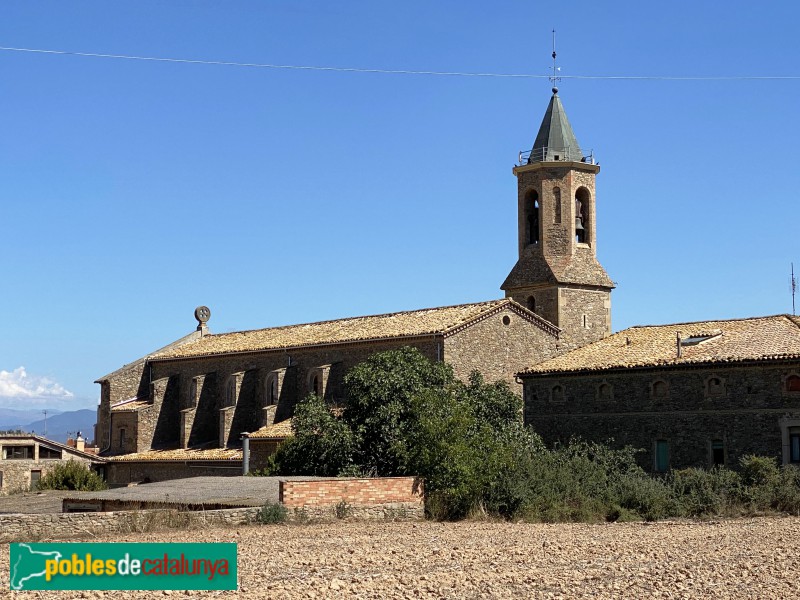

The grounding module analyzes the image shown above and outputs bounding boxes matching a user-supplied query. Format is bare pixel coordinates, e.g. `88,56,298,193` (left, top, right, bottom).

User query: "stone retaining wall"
0,507,260,543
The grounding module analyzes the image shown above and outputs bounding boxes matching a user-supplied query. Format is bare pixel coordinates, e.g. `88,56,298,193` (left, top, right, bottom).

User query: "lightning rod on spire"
550,29,561,93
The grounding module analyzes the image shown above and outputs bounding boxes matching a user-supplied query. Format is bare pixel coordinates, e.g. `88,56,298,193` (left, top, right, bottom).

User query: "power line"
1,45,800,80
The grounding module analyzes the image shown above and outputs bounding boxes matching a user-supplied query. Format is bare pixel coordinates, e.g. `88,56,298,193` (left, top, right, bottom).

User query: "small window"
527,296,536,313
0,471,3,488
118,428,126,452
655,440,669,472
711,439,725,466
502,315,511,326
551,385,565,403
598,382,613,401
707,377,725,398
30,470,41,490
39,447,62,460
311,375,321,397
790,430,800,464
786,375,800,393
651,380,668,400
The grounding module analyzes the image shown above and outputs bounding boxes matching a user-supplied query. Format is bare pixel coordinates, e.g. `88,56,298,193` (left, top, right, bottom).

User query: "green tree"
36,460,107,491
342,347,454,476
265,394,355,476
405,372,544,519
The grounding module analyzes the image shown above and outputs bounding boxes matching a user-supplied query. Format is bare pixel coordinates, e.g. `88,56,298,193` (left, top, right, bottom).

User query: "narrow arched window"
554,187,562,224
266,375,278,406
787,375,800,392
527,296,536,313
225,377,237,407
527,191,540,245
652,380,668,399
598,383,613,401
575,187,591,244
551,385,565,403
312,375,321,397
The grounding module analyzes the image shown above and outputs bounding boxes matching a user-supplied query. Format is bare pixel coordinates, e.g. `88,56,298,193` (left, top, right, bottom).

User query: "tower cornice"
513,161,600,176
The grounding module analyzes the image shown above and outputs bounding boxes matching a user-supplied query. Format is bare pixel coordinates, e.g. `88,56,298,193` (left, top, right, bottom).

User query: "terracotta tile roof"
521,314,800,376
151,299,533,359
111,399,151,412
249,419,294,440
108,447,242,462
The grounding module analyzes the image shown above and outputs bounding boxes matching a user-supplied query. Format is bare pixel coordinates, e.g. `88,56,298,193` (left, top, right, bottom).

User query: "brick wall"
279,476,423,508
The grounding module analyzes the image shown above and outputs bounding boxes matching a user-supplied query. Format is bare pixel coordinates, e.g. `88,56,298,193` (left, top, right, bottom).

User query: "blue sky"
1,1,798,410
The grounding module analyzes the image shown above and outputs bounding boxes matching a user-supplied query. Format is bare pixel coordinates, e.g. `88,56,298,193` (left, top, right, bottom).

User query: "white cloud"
0,367,74,400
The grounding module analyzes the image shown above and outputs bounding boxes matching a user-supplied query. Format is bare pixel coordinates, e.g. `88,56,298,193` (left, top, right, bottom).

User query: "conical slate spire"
528,89,583,163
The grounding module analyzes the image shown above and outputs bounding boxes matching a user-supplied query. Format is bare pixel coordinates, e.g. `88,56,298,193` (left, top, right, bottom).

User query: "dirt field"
2,516,799,598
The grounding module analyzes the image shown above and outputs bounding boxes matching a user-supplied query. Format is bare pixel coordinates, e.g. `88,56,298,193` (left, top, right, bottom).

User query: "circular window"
502,316,511,326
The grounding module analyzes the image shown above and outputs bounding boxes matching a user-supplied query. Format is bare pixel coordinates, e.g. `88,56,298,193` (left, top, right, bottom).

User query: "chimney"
76,432,85,453
66,437,75,448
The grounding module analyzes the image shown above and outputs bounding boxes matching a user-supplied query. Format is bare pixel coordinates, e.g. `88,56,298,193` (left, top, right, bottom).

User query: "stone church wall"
103,337,440,454
444,306,559,389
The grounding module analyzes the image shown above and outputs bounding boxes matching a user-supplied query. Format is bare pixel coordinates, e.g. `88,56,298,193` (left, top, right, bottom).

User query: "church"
94,84,800,484
94,86,616,484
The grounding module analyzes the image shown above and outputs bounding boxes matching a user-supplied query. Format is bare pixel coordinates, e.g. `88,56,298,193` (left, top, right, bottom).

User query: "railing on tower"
517,147,596,166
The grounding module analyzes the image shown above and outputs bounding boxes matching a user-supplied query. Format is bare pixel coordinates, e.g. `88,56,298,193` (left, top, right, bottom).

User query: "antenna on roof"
791,263,797,316
549,29,561,94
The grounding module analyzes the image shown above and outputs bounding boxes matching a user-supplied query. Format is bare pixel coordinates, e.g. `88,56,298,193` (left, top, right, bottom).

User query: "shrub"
669,467,742,517
774,465,800,515
739,455,781,510
334,500,352,519
257,502,288,524
36,461,107,491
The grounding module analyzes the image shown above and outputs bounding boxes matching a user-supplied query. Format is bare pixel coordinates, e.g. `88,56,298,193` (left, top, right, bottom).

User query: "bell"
575,216,584,232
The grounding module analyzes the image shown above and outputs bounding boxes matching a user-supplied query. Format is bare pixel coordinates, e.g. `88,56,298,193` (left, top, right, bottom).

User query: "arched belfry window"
575,187,591,244
527,191,540,245
553,187,562,224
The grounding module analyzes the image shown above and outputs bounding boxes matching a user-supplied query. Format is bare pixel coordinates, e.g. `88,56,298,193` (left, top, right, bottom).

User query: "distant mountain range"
0,408,96,444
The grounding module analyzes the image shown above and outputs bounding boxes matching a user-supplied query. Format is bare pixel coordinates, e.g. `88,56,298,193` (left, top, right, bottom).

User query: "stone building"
93,88,617,482
95,299,567,475
0,434,102,494
519,315,800,471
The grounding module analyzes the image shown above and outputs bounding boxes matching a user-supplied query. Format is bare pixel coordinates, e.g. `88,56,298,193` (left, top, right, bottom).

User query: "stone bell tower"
501,87,614,350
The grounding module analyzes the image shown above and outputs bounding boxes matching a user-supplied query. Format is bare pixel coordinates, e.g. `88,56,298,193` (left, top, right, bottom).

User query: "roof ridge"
204,299,509,338
625,314,789,330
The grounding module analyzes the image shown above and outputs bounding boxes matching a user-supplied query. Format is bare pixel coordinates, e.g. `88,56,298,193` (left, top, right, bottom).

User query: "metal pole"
241,432,250,475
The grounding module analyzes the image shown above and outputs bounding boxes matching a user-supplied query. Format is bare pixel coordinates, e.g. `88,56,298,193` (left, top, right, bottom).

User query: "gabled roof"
520,315,800,376
529,91,583,163
249,419,294,440
95,329,203,382
150,299,557,360
106,446,242,462
0,433,106,462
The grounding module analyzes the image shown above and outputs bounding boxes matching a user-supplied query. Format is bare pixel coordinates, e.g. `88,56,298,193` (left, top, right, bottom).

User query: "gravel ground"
2,516,799,598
